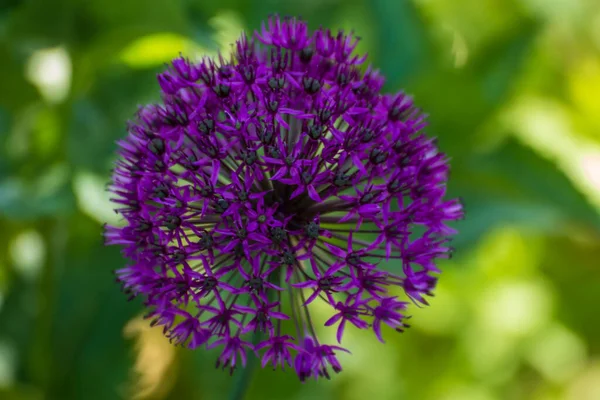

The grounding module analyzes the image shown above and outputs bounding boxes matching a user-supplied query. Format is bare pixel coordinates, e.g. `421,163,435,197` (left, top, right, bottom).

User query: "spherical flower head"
105,15,463,381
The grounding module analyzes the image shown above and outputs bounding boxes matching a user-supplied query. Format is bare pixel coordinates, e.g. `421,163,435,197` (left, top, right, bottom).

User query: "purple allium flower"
105,15,463,380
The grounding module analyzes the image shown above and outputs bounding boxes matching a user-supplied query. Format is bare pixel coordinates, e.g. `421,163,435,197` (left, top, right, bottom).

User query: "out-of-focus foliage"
1,0,599,399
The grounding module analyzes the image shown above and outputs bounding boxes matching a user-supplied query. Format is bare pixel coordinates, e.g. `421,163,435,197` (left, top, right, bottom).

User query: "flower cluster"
105,15,463,381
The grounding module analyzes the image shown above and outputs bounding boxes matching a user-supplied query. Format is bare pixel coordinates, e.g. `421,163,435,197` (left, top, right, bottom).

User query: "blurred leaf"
542,235,600,354
450,138,600,251
472,18,540,104
72,171,120,225
7,0,195,99
6,0,191,49
42,218,139,399
0,105,10,138
119,33,200,69
68,67,161,173
0,42,39,112
413,17,540,156
4,0,73,48
0,276,39,385
371,0,432,90
0,165,75,220
0,385,43,400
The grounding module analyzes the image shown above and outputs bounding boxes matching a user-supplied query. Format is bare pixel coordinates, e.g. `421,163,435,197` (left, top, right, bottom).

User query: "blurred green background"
1,0,600,399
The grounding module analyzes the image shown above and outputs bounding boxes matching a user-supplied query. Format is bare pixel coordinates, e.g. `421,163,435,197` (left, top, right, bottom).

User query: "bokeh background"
1,0,600,399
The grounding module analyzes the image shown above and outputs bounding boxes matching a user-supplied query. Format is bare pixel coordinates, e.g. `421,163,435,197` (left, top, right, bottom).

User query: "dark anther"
334,171,352,187
135,221,152,232
153,159,166,172
214,199,229,213
153,183,169,199
163,215,181,230
234,243,245,258
148,138,165,155
337,72,348,86
308,123,324,140
199,185,213,197
197,232,213,250
353,82,367,96
214,84,230,98
392,140,405,153
319,277,333,290
299,47,314,63
268,76,285,90
241,150,258,166
281,251,296,265
174,103,188,126
198,118,215,134
387,179,405,194
237,229,247,239
267,100,279,113
256,310,270,323
268,146,281,158
389,107,401,121
199,70,212,85
272,52,289,72
268,77,278,90
174,280,189,296
163,102,188,126
242,65,255,83
318,109,331,122
320,59,334,74
302,77,321,94
369,148,388,165
388,105,408,122
259,126,274,144
258,215,266,223
184,152,198,169
270,227,286,243
305,221,320,239
360,192,375,204
171,249,186,262
301,171,313,184
285,156,294,166
347,252,361,266
206,146,218,158
360,128,375,143
149,242,164,257
202,276,218,291
248,277,264,293
218,66,233,79
238,191,248,201
161,109,177,126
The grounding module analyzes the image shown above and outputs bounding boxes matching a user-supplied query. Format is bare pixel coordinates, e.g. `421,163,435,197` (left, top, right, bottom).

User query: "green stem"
228,261,281,400
228,330,262,400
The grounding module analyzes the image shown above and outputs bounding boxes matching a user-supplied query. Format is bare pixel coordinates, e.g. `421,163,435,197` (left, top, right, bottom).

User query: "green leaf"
449,139,600,251
541,235,600,346
41,216,139,399
0,42,39,112
411,17,540,157
6,0,191,50
371,0,432,90
67,67,161,172
0,166,75,220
